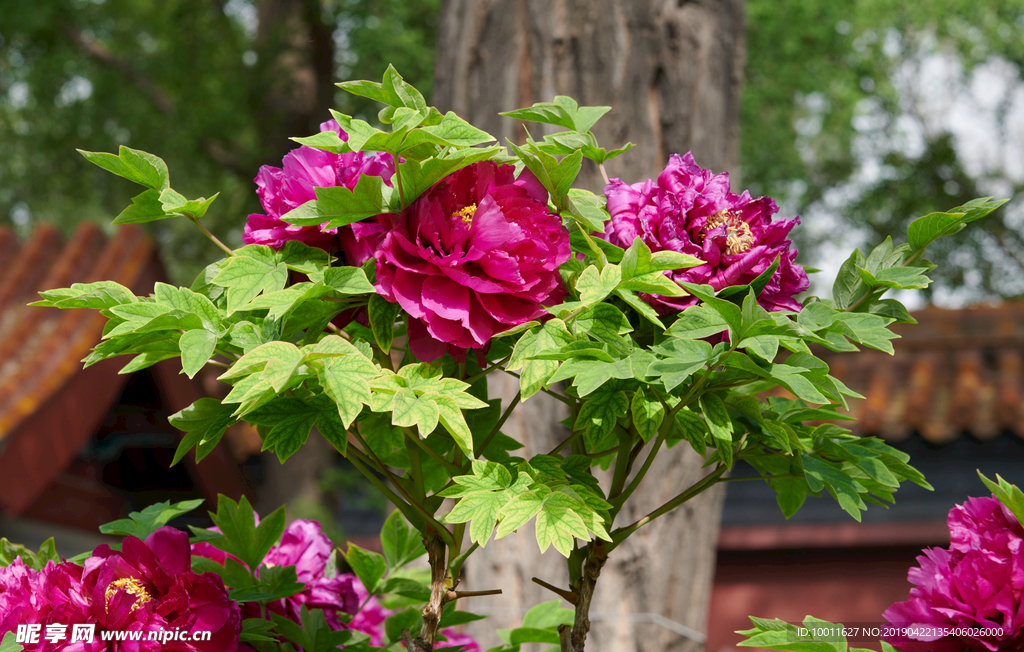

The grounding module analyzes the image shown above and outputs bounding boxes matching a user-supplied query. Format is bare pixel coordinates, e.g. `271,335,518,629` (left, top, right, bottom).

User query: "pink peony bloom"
261,520,358,629
375,161,571,361
603,152,809,313
1,528,240,651
244,120,394,265
0,559,108,652
883,496,1024,652
346,575,389,646
82,527,241,651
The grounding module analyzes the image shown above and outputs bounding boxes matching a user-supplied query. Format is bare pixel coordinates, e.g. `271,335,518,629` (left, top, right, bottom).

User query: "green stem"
404,435,427,502
346,447,422,530
607,426,634,499
394,159,407,209
403,427,461,474
463,355,511,385
188,216,234,257
350,429,454,547
608,465,727,550
548,428,584,456
503,370,574,406
448,542,480,587
474,393,520,458
608,431,664,514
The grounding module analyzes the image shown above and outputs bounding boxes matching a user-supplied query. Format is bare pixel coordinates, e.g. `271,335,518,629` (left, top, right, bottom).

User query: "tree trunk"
433,1,744,650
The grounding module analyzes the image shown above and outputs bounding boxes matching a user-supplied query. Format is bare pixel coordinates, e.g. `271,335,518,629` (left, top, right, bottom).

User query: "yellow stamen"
701,210,755,255
452,203,477,225
104,577,152,613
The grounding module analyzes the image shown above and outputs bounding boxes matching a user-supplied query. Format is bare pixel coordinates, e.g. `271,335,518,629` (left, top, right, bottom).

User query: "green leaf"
317,350,378,428
576,264,622,305
508,319,574,399
648,338,714,391
431,392,475,456
575,390,629,450
380,510,426,571
100,498,205,539
535,492,592,557
421,111,495,147
499,104,576,131
1,632,24,652
212,255,288,315
857,266,931,290
978,471,1024,528
179,329,218,378
771,475,810,519
700,394,735,467
391,388,440,436
281,174,390,228
78,146,170,190
158,188,219,218
280,240,332,273
495,491,544,539
240,618,279,643
169,398,236,465
631,388,665,443
678,283,742,336
111,188,170,224
832,249,867,310
368,294,402,353
907,199,1007,252
345,543,388,593
33,280,137,310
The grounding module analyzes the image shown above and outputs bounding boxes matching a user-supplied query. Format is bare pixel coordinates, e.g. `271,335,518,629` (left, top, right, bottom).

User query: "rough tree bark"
252,0,337,515
433,1,745,650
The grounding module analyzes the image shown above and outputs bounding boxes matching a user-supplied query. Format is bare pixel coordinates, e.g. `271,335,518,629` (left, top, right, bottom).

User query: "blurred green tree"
0,0,438,281
744,0,1024,300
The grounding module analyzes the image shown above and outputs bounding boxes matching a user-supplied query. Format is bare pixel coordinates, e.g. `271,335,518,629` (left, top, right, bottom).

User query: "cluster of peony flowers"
0,519,479,651
0,527,240,651
245,124,809,359
883,496,1024,652
602,151,809,313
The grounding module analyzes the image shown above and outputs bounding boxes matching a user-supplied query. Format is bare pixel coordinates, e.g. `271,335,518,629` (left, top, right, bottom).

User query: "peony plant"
737,473,1024,652
7,65,1007,651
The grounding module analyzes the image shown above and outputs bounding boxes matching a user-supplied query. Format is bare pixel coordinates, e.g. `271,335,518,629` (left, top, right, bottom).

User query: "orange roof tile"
823,303,1024,444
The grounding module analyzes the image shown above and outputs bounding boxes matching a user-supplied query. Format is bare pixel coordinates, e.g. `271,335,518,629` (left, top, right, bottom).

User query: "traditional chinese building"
0,222,253,556
708,303,1024,651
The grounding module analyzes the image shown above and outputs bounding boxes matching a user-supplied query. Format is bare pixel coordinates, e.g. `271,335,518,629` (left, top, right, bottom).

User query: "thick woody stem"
409,531,449,651
571,541,608,652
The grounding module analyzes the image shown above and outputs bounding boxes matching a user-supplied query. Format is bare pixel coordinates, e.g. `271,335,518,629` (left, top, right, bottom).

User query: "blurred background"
1,1,1024,651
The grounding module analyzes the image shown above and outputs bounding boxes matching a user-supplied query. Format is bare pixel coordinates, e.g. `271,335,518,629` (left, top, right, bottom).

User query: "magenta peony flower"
883,496,1024,652
603,152,809,313
244,119,395,265
346,575,389,647
375,161,570,361
261,520,358,629
83,527,241,651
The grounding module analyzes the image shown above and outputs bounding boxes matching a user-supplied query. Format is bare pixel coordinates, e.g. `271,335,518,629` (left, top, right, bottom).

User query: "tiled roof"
0,222,157,441
0,222,246,515
823,303,1024,444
